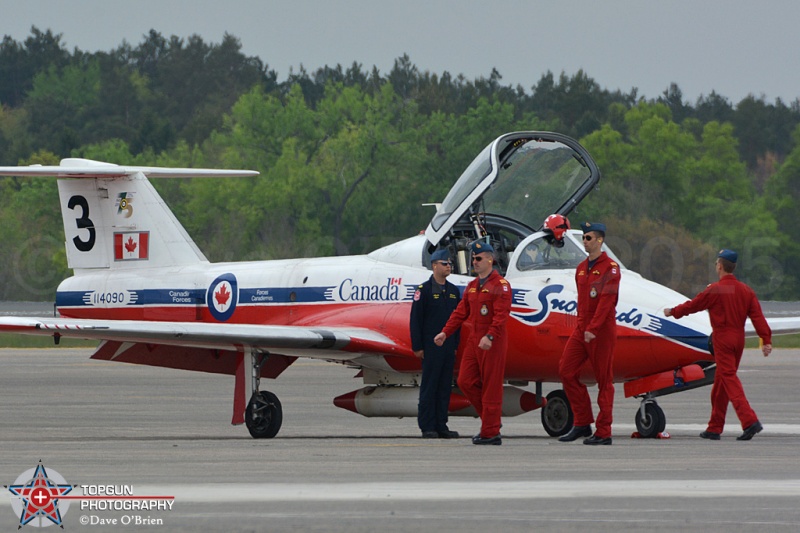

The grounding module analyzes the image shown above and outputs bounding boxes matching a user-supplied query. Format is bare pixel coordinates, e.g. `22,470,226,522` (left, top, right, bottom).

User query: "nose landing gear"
635,397,666,438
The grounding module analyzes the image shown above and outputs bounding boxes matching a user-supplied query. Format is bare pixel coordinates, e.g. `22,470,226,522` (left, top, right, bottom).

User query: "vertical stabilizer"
0,158,258,272
57,172,207,270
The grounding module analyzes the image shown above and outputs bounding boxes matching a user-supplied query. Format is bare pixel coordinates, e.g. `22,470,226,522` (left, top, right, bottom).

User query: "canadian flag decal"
114,232,150,261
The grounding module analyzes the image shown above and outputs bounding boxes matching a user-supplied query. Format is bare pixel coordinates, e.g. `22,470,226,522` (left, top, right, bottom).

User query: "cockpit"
515,232,587,272
506,229,626,277
423,132,601,277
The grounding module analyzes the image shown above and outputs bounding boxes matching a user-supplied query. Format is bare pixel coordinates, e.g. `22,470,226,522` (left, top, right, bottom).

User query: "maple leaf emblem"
215,283,231,305
124,236,138,253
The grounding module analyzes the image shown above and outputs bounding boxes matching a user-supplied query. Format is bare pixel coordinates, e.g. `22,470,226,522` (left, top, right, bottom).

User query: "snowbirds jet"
0,131,794,439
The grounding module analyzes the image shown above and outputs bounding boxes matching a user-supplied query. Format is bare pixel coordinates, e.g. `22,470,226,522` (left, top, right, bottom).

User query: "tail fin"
0,158,258,272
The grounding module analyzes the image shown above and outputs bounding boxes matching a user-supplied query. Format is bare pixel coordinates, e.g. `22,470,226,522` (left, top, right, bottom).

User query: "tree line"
1,28,799,301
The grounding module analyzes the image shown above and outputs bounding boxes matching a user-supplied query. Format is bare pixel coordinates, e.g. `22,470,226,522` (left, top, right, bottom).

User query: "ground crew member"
665,249,772,441
410,249,461,439
558,222,620,445
434,240,512,445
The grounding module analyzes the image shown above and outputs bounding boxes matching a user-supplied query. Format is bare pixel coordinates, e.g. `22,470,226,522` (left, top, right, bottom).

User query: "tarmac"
1,347,799,532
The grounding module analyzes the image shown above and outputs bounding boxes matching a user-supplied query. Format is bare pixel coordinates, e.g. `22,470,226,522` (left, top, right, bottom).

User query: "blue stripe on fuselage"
643,314,710,352
56,285,406,307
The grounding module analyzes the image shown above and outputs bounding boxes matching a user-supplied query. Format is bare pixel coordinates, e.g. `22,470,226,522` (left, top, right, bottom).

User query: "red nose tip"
447,392,472,412
333,390,359,413
519,390,546,413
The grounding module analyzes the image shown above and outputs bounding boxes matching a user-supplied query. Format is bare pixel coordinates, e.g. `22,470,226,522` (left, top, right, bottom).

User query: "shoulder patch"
610,261,618,267
499,279,508,284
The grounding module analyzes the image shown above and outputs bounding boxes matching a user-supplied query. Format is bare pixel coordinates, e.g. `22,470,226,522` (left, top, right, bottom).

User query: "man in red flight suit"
558,222,620,445
665,249,772,441
434,240,512,445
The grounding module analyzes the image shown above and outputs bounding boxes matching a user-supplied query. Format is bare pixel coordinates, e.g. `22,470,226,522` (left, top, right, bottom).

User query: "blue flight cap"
717,249,738,263
470,240,494,254
430,249,451,263
582,222,606,234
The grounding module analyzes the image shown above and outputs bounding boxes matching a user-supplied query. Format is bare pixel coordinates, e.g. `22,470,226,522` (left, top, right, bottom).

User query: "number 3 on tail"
68,195,96,252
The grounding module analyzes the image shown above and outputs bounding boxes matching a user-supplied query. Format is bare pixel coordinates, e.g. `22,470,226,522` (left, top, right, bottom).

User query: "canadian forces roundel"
207,273,238,321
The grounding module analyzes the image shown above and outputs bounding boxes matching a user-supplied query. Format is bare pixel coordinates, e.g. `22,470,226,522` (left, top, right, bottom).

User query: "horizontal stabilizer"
0,158,258,179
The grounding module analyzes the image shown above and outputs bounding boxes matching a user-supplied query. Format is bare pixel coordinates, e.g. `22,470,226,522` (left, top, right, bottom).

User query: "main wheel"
245,391,283,438
541,389,573,437
635,402,666,438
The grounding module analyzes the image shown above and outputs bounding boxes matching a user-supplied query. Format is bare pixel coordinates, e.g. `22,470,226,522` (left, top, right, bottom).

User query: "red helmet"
543,214,570,240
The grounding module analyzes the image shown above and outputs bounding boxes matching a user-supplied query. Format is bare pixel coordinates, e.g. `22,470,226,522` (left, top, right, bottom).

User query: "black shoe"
583,435,612,445
472,434,502,445
558,425,592,442
438,430,459,439
737,421,763,441
699,430,721,440
422,431,439,439
471,423,500,440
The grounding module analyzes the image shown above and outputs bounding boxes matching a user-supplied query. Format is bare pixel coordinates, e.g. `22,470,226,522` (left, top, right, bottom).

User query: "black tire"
635,402,665,438
245,391,283,439
541,389,573,437
657,405,667,434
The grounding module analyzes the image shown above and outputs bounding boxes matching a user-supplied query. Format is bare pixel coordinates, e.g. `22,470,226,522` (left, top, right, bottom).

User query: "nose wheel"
635,399,666,438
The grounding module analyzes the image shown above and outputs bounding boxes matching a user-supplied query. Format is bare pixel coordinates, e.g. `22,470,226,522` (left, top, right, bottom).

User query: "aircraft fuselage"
55,234,712,385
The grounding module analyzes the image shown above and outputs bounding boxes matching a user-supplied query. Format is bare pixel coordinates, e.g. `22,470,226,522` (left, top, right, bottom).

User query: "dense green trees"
1,28,799,300
580,105,791,297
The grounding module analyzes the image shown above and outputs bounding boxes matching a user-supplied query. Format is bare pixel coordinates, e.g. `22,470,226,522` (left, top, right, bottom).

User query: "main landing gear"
244,351,283,438
541,389,573,437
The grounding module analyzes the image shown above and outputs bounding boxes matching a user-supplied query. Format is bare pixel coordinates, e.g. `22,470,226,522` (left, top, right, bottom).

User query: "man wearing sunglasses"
434,240,512,445
558,222,621,445
410,249,462,439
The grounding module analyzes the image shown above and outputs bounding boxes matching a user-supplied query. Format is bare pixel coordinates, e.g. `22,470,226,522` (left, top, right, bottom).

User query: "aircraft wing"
747,317,800,338
0,317,409,361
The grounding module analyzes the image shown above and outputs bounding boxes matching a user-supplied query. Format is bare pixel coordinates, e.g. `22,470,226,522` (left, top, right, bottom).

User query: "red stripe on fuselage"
62,302,709,383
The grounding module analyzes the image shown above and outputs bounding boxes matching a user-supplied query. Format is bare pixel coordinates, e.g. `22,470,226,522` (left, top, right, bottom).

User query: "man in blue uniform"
410,249,461,438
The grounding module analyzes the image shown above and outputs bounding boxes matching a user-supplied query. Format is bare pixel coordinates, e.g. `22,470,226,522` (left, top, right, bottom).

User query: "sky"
3,0,800,105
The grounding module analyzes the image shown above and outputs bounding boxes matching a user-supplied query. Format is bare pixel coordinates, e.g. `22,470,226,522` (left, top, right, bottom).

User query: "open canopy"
425,132,600,247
